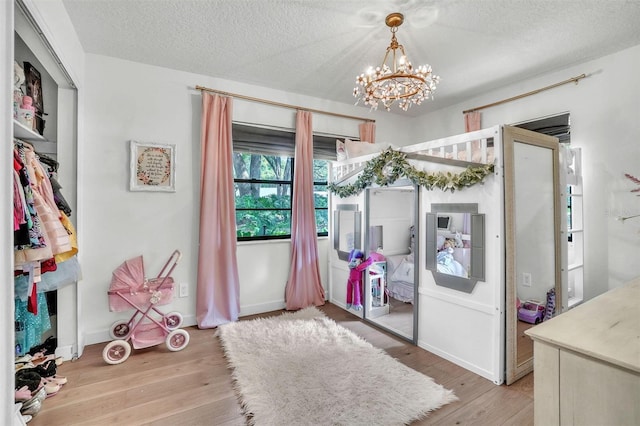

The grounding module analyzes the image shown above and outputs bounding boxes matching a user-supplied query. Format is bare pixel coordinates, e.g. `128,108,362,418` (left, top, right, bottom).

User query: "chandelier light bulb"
353,12,439,112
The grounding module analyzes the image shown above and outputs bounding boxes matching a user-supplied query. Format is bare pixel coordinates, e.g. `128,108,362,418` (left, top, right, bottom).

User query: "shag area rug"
216,307,457,425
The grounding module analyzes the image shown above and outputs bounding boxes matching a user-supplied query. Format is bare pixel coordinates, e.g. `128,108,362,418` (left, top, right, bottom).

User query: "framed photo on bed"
129,141,176,192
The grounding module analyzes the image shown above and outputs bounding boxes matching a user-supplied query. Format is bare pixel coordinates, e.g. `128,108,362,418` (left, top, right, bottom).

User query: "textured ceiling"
61,0,640,117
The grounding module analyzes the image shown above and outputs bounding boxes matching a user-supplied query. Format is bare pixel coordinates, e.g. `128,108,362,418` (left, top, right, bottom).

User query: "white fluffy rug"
216,307,457,425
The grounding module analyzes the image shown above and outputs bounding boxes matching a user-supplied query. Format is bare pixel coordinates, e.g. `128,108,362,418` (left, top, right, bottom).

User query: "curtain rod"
462,73,587,114
195,85,375,123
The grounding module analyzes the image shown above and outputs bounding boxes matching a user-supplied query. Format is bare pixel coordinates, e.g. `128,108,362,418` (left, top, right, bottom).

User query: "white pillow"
345,140,391,159
390,257,414,283
336,139,348,161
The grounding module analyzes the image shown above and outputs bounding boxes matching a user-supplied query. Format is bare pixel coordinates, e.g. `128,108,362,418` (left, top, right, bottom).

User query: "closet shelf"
14,119,45,141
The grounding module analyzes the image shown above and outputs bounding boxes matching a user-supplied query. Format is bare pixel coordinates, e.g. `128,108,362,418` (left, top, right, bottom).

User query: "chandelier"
353,13,439,112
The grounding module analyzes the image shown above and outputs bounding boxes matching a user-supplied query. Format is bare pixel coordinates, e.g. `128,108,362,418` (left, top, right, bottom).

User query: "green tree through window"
233,153,328,240
231,123,340,241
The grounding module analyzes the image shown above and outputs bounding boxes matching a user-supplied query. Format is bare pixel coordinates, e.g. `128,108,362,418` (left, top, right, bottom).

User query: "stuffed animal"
454,232,464,248
346,249,374,311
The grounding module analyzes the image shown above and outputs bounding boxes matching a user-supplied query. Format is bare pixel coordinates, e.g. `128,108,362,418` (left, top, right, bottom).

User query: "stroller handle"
155,249,182,280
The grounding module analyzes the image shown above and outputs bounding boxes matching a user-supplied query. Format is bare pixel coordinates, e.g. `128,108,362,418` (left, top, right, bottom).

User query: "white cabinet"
526,278,640,426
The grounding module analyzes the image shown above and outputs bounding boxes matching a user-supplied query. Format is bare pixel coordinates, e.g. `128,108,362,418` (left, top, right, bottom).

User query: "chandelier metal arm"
365,74,426,99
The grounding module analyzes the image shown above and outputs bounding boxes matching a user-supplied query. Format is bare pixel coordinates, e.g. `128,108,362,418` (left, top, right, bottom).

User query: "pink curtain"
197,93,240,328
359,122,376,143
464,111,482,161
285,110,325,310
464,111,481,132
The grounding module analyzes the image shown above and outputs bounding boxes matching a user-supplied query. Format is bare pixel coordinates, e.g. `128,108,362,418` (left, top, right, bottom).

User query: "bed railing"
331,127,498,184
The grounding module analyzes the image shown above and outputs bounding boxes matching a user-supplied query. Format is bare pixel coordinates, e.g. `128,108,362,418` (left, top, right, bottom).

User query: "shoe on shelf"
15,370,42,393
14,386,32,402
32,359,57,378
43,375,67,386
28,336,57,356
41,380,60,397
15,362,35,371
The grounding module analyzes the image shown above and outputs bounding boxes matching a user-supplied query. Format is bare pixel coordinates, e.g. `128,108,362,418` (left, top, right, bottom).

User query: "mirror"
333,204,362,261
426,203,485,293
363,184,418,343
504,126,562,384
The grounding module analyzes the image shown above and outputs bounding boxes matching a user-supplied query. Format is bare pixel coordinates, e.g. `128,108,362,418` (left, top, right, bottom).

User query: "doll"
346,249,376,310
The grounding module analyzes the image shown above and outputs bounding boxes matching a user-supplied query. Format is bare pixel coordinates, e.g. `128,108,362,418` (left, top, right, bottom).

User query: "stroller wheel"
164,312,183,330
102,340,131,365
109,320,131,339
165,329,190,352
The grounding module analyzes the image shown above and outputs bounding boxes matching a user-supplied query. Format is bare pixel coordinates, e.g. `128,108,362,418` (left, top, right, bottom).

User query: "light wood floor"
29,303,533,425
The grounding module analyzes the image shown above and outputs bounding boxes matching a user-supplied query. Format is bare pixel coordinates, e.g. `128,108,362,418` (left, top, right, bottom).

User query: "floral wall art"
129,141,176,192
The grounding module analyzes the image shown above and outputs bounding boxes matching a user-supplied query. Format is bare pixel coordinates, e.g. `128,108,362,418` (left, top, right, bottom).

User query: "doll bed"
385,254,415,304
436,251,467,277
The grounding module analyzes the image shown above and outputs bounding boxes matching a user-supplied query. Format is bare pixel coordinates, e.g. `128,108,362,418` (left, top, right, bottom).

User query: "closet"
11,0,80,362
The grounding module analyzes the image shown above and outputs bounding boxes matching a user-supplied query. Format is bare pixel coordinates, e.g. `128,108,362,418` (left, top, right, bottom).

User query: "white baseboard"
417,339,502,385
239,301,285,317
84,313,197,346
54,344,77,361
83,304,289,347
329,298,364,318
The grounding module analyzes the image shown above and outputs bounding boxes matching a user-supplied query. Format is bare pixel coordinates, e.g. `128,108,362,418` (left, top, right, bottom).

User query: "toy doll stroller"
102,250,189,364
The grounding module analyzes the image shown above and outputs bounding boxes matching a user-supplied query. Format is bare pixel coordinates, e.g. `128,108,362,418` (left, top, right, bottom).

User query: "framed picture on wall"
129,141,176,192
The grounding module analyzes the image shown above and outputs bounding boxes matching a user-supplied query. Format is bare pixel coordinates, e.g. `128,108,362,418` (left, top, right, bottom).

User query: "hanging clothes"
23,146,72,256
14,293,51,356
13,144,52,265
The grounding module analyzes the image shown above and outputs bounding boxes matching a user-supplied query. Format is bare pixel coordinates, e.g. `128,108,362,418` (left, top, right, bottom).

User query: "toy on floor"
345,250,386,310
102,250,189,364
544,288,556,321
517,300,546,324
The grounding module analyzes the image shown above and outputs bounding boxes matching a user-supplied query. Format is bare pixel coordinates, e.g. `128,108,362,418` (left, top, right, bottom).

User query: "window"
232,124,337,241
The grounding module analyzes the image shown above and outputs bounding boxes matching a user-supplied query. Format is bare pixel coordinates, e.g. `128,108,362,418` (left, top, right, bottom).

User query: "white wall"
411,44,640,299
79,54,408,343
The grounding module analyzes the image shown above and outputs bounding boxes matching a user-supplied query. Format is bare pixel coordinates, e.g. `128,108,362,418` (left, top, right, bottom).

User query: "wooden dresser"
525,278,640,425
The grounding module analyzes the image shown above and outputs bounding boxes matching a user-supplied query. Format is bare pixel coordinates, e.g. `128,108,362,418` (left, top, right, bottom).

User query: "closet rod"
462,73,587,114
195,85,375,123
16,0,77,89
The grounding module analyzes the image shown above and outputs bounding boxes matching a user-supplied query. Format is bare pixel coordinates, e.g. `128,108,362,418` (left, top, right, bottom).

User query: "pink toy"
346,249,375,310
102,250,189,364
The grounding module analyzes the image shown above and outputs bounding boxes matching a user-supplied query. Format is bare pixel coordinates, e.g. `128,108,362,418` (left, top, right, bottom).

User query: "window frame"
232,125,335,242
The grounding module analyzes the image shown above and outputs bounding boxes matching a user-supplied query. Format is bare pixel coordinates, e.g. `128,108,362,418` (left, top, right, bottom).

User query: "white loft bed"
329,126,504,384
331,129,496,304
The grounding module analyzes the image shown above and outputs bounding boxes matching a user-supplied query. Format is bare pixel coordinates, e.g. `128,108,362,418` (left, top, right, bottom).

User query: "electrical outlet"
179,282,189,298
522,273,532,287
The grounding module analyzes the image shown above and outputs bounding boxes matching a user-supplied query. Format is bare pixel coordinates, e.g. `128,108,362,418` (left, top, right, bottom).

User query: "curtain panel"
197,93,240,328
284,110,325,310
359,122,376,143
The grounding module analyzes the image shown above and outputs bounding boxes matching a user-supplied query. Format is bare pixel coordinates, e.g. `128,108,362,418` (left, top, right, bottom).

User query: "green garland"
328,148,495,198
